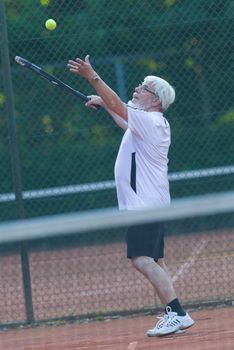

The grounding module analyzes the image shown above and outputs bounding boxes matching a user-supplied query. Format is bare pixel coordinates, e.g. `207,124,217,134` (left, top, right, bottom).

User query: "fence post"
114,58,127,102
0,0,34,324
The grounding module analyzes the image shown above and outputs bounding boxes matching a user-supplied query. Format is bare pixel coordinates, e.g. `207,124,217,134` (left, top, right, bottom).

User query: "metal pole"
0,0,34,323
114,58,127,102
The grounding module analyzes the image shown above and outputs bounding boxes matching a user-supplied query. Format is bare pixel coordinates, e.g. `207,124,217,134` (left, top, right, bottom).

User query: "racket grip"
86,97,101,110
93,104,101,110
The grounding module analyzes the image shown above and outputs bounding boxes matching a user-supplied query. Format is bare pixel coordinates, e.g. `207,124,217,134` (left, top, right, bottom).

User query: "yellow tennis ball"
45,19,57,31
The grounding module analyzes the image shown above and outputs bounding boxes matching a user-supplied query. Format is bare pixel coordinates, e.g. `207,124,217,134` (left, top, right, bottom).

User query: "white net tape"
0,191,233,244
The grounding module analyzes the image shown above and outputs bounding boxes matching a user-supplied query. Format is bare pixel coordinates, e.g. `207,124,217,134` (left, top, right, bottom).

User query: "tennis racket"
15,56,93,104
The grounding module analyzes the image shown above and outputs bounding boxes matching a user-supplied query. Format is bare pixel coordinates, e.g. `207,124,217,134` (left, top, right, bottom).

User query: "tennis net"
0,191,233,326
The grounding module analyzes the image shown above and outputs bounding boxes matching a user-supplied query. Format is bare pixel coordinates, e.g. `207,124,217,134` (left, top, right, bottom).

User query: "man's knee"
131,256,155,271
157,258,168,270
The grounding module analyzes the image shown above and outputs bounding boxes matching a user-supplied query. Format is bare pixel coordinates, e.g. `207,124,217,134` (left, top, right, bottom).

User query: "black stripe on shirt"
130,152,136,193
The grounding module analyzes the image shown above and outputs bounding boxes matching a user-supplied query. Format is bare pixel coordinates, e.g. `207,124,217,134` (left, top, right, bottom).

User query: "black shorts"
126,222,164,261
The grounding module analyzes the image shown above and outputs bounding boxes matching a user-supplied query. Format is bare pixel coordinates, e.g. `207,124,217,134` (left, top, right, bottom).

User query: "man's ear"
152,98,161,109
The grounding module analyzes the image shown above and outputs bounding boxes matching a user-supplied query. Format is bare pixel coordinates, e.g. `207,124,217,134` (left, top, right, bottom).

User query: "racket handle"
86,97,101,110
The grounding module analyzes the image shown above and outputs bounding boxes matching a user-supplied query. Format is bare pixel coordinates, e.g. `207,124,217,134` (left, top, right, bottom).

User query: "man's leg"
131,256,194,336
131,256,177,306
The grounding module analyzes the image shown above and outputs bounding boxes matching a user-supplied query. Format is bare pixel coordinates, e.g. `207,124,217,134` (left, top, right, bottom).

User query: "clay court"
0,307,233,350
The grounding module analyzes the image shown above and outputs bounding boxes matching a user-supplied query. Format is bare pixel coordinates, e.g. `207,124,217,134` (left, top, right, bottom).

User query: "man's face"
131,81,157,109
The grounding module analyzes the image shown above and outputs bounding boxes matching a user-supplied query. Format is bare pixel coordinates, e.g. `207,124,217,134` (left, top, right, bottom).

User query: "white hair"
144,76,175,111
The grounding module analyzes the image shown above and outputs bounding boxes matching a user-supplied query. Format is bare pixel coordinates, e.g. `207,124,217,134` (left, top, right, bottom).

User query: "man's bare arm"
67,55,128,121
84,95,128,130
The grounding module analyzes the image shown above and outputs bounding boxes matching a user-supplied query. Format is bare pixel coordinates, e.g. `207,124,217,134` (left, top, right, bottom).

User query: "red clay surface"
0,307,233,350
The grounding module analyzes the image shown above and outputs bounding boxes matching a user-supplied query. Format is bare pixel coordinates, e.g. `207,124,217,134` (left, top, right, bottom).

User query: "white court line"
172,240,208,283
127,341,138,350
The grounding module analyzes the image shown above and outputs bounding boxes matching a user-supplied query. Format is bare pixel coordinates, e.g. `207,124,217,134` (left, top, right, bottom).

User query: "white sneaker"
147,306,195,337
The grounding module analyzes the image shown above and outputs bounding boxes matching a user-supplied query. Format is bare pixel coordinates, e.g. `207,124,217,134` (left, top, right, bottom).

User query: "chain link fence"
1,0,234,220
0,0,234,326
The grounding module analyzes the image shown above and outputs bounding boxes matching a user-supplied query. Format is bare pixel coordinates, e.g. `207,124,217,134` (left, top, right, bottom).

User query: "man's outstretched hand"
67,55,96,81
